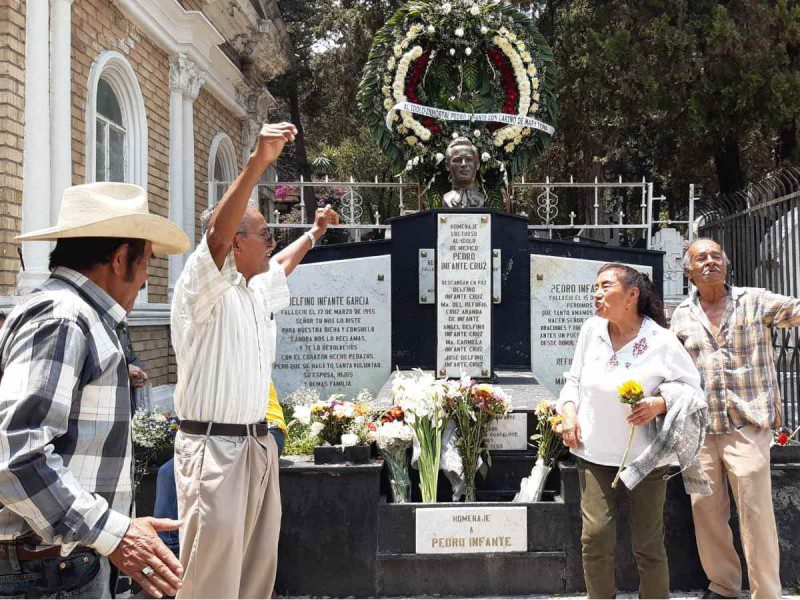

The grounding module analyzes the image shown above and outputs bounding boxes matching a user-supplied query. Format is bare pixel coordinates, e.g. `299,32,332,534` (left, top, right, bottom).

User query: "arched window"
85,51,148,187
85,51,149,304
95,78,126,182
208,132,237,206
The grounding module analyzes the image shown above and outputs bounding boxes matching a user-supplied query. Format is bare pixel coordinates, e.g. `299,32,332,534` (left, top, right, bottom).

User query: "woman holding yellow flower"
555,264,706,599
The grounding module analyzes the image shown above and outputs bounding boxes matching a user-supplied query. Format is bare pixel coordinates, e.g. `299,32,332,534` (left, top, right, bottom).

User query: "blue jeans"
0,547,110,599
153,429,284,554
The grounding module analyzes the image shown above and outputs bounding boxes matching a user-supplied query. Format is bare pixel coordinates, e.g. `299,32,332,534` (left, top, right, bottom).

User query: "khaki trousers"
174,430,281,599
690,426,781,599
577,458,670,599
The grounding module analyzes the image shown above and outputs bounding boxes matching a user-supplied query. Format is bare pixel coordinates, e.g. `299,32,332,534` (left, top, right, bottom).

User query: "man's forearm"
272,224,323,277
206,153,269,269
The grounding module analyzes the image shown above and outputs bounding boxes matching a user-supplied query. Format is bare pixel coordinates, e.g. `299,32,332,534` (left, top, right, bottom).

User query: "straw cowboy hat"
17,182,189,255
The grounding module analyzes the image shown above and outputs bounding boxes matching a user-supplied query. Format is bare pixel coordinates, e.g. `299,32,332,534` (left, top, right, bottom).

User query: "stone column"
50,0,74,226
167,54,203,293
19,0,51,294
181,71,202,252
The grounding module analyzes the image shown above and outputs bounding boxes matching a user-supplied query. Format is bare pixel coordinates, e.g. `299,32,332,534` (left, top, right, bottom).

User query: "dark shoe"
701,590,737,599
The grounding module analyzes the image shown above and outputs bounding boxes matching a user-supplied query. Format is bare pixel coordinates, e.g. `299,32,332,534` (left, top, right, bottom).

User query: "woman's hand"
627,396,667,426
556,402,582,448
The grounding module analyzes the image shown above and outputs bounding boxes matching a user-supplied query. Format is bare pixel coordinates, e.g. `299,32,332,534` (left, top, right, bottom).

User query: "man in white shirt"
170,122,338,598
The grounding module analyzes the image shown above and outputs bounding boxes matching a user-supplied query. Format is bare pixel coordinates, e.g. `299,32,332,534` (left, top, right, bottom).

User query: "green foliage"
357,0,559,202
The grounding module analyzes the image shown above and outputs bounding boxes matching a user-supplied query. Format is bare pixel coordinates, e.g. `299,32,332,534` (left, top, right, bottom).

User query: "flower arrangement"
274,184,300,200
774,425,800,447
612,380,645,489
442,375,511,501
370,406,414,502
293,394,375,447
391,370,447,502
131,409,179,486
358,0,558,203
514,401,566,502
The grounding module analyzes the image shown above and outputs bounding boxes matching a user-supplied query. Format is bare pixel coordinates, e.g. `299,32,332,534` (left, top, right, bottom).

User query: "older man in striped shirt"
170,123,338,598
671,238,800,599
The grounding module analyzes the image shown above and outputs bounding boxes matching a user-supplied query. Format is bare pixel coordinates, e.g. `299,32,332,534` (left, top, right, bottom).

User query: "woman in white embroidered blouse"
556,263,703,599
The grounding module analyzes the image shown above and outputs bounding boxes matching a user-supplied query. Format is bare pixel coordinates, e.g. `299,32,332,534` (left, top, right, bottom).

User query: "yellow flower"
617,380,643,399
548,414,563,428
535,400,550,416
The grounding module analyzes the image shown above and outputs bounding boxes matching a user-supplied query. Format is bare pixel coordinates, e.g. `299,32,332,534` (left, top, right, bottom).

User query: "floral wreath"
358,0,558,205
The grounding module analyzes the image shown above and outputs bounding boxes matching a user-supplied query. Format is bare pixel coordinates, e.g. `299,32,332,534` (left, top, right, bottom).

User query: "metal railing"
510,176,696,249
698,168,800,430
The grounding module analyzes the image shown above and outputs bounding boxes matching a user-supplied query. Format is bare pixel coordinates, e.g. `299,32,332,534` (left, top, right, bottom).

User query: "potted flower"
771,426,800,464
392,370,446,503
131,409,179,515
443,376,512,502
273,184,300,214
370,406,414,503
293,393,376,464
514,401,566,502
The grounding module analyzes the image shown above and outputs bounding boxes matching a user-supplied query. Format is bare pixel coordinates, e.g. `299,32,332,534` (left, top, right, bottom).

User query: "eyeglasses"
236,230,275,244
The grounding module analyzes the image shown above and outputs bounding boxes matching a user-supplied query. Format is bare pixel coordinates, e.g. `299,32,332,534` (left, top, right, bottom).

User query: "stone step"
376,550,567,596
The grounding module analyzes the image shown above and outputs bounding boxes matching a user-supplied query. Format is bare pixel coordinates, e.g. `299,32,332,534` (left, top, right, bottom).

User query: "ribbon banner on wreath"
358,0,558,206
385,101,556,135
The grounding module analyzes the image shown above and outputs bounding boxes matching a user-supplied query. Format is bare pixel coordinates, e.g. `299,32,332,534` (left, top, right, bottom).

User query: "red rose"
777,432,789,446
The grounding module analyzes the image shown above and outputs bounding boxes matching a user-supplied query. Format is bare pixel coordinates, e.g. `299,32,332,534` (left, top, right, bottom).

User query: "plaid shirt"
0,268,132,556
670,286,800,434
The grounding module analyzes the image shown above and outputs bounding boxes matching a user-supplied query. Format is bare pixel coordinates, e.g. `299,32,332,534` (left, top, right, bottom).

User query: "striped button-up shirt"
0,268,132,556
171,236,290,424
670,286,800,434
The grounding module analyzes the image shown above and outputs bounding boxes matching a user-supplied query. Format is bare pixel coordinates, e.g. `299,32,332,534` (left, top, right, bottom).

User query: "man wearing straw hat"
0,182,189,599
170,122,338,598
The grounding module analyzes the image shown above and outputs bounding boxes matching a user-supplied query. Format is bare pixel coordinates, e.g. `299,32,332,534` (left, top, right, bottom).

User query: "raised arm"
271,204,340,277
206,123,297,269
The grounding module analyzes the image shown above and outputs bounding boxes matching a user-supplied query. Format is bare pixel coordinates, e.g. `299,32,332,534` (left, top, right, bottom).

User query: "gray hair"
681,237,731,270
200,200,260,236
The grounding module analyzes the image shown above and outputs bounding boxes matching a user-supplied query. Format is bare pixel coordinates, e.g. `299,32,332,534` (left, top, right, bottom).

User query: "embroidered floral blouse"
556,316,704,467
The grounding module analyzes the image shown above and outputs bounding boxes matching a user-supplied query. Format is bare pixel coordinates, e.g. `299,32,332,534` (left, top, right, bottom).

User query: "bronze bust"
442,137,486,208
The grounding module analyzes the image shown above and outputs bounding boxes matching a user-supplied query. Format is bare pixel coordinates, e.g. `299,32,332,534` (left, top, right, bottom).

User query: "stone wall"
193,88,243,242
129,325,172,387
0,0,25,295
71,0,170,303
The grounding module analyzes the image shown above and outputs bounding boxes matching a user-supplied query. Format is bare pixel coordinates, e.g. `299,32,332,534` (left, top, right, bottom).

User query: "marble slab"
530,255,653,396
436,214,492,378
415,506,527,554
272,255,392,398
418,249,435,304
485,413,529,451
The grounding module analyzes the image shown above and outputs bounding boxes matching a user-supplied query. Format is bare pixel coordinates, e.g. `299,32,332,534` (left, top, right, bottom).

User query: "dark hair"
597,263,667,328
49,237,147,277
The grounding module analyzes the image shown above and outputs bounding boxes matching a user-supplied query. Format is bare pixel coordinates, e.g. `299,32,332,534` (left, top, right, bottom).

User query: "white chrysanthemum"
293,405,312,425
310,422,324,437
470,5,480,15
406,135,418,146
481,151,490,162
435,152,445,164
427,24,436,34
455,27,464,37
341,433,359,447
449,48,456,56
480,25,489,34
473,129,481,137
465,47,472,56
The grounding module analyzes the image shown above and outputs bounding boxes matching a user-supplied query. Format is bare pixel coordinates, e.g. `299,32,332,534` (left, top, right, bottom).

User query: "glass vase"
382,446,411,503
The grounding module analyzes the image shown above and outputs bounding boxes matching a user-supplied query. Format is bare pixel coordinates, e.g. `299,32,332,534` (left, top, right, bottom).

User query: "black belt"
180,420,270,437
